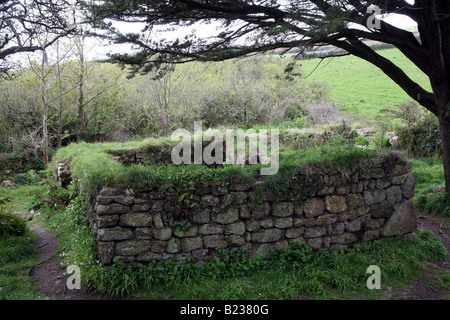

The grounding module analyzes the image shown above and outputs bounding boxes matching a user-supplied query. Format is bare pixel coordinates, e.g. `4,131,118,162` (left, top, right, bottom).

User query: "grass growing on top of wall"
41,194,447,299
50,138,379,200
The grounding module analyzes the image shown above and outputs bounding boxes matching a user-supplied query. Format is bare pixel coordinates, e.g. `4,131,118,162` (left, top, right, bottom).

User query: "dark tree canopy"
0,0,76,76
88,1,447,113
88,0,450,193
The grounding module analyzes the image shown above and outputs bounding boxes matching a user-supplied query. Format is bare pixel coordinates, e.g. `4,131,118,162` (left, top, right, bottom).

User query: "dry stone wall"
91,152,417,265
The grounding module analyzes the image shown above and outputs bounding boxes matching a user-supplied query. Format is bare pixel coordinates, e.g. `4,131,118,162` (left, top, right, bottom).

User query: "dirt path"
29,222,106,300
394,214,450,300
28,215,450,300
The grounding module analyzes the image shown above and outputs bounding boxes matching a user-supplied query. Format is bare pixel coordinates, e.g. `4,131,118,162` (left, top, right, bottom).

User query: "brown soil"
390,214,450,300
28,214,450,300
29,223,107,300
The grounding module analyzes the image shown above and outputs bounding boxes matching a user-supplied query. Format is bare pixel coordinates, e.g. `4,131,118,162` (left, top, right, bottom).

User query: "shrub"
13,170,43,186
392,102,441,157
354,135,370,146
0,198,27,237
304,101,342,127
283,104,309,121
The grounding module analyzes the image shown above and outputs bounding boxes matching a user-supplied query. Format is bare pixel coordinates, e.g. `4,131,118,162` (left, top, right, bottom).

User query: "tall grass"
410,157,450,217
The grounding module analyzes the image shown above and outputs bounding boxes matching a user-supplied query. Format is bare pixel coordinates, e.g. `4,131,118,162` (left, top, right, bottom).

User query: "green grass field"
300,48,432,117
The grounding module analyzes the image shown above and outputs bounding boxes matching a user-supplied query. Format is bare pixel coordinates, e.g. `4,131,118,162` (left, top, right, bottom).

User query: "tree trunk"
437,92,450,194
76,37,85,144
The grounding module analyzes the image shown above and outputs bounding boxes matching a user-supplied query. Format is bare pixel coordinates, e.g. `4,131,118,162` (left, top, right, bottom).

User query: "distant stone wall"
90,152,418,265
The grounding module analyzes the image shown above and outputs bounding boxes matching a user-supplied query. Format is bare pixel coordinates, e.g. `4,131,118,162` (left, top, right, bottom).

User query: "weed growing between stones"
43,195,447,299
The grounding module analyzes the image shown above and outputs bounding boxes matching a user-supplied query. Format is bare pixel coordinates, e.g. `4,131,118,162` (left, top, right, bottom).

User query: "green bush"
0,199,27,237
410,157,450,217
396,111,441,157
354,135,370,146
283,104,309,121
13,170,43,186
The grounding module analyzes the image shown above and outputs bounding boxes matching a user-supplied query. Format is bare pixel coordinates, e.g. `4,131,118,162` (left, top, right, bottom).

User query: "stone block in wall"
272,202,294,217
226,222,246,235
274,217,293,228
391,173,409,185
259,217,274,228
303,198,324,218
402,174,416,199
317,186,335,196
362,229,381,242
331,232,358,245
370,204,394,219
98,242,114,265
201,195,220,207
345,218,362,232
131,202,152,212
246,220,260,232
175,252,192,264
199,224,224,235
212,207,239,224
96,196,115,205
151,241,167,253
97,203,129,215
191,208,211,224
229,182,251,191
136,228,153,239
96,215,119,228
347,207,370,220
363,189,386,206
119,212,153,227
316,214,338,226
204,235,228,248
250,202,271,219
294,201,304,216
152,200,164,212
152,212,164,228
173,226,199,238
219,193,234,209
136,252,162,262
306,237,323,250
234,192,248,204
382,200,417,237
99,187,124,197
98,227,134,241
181,237,203,252
376,179,391,189
166,238,181,253
251,228,282,243
116,240,151,256
304,226,327,238
154,227,173,240
228,235,246,246
239,205,251,219
366,218,385,230
285,227,304,238
386,186,403,204
347,194,364,210
248,243,271,258
211,185,229,196
331,222,345,235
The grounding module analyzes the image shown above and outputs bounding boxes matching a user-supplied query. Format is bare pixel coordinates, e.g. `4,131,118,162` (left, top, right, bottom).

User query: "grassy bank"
0,193,43,300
